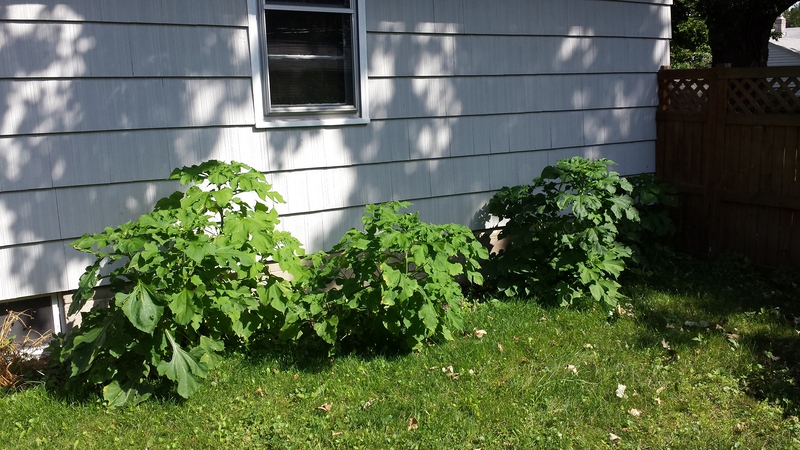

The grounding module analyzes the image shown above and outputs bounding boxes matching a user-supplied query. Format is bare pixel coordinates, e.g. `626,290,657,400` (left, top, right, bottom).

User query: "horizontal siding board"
366,0,435,34
0,0,246,26
414,192,497,229
0,190,61,246
368,74,658,120
432,0,465,34
55,180,179,239
0,24,249,79
0,240,69,301
391,160,432,200
0,127,272,192
509,113,552,152
594,140,656,174
0,135,52,191
488,150,549,190
408,118,451,159
429,155,491,196
0,78,253,136
368,0,670,37
168,127,270,174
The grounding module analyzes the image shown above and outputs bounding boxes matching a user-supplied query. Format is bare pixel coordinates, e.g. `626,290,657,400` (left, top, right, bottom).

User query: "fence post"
704,68,728,259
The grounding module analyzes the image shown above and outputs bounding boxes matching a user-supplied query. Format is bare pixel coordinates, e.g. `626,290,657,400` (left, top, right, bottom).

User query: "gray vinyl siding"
0,0,671,301
768,43,800,67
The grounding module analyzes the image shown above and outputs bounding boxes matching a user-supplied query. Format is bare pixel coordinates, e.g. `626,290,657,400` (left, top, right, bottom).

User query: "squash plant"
291,202,489,352
52,161,306,406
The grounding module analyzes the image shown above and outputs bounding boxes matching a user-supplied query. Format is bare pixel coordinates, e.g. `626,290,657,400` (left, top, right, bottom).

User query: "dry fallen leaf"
293,373,299,380
255,386,264,397
316,403,332,412
363,399,373,409
408,417,419,431
497,343,505,352
474,328,488,339
628,408,642,417
616,384,627,398
332,431,344,437
584,343,594,349
656,386,666,395
654,397,662,405
661,339,671,350
565,364,578,375
609,432,621,442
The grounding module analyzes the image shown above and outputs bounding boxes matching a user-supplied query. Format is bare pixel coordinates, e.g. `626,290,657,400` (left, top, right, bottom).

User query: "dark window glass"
1,296,54,345
269,58,352,105
266,10,354,106
267,11,350,57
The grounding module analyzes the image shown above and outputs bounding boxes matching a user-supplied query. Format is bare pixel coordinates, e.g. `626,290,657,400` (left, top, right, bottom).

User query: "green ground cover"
2,254,800,449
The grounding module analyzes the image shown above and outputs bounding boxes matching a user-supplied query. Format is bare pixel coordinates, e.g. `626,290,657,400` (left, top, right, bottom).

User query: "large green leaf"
118,282,164,334
418,302,439,333
169,289,197,325
103,380,152,408
157,330,207,399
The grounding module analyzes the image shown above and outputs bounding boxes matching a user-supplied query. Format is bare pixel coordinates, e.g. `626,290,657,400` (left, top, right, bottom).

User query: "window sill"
253,116,370,129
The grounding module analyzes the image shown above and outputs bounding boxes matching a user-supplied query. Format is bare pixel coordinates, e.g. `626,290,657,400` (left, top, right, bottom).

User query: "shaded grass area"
2,254,800,449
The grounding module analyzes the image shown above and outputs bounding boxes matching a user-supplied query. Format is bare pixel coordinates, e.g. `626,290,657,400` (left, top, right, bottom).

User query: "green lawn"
3,254,800,449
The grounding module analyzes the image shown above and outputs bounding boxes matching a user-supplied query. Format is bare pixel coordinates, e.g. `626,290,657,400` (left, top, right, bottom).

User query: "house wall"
0,0,672,303
768,43,800,66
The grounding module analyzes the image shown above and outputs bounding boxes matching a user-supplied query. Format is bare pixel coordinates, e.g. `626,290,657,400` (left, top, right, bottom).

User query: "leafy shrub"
290,202,489,352
52,160,306,406
618,174,678,269
486,157,638,307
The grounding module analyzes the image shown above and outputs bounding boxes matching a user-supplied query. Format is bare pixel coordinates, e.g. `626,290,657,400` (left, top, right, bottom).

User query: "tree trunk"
706,15,775,67
700,0,797,67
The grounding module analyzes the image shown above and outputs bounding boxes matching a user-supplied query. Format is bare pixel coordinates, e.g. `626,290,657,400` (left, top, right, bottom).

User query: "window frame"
247,0,369,128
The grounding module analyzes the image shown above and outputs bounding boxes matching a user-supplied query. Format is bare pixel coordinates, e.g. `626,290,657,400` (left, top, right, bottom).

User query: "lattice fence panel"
659,78,710,113
727,76,800,114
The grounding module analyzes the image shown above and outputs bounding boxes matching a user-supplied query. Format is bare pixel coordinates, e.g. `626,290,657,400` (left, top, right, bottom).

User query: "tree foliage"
671,0,712,69
698,0,796,67
671,0,797,67
785,4,800,28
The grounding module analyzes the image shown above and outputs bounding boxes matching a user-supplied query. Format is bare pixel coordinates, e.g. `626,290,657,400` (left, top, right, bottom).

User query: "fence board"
656,66,800,267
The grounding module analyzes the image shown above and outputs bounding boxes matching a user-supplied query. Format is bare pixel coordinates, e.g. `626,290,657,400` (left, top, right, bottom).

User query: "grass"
2,254,800,449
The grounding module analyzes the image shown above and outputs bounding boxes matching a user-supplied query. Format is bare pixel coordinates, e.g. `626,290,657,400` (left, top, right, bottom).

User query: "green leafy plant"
52,160,306,406
618,174,678,270
486,157,639,307
290,202,489,352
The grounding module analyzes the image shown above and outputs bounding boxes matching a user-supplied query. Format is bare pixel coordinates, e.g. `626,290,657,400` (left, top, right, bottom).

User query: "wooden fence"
656,66,800,267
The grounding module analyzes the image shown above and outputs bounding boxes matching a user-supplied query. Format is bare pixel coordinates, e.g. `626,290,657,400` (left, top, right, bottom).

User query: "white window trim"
246,0,370,129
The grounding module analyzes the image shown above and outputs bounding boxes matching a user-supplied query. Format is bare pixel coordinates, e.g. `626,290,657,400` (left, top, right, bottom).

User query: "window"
247,0,369,128
1,295,63,346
